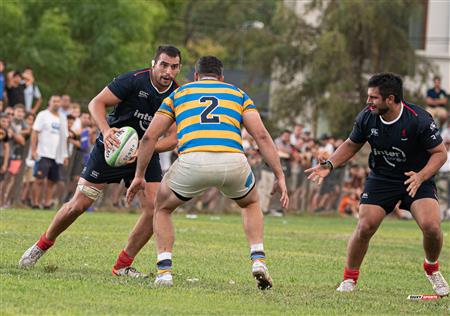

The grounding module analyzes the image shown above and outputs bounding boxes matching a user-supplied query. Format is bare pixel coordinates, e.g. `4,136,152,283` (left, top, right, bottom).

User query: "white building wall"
421,0,450,91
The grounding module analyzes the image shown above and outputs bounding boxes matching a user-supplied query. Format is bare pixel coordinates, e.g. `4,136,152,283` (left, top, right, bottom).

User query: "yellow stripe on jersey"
179,130,242,145
158,80,258,154
181,145,243,154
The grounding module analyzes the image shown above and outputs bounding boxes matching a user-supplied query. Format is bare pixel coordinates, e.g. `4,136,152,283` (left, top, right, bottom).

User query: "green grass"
1,209,449,315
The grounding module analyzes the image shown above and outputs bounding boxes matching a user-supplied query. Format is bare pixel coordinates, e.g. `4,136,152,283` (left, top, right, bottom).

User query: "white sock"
250,243,264,253
157,252,172,262
425,258,438,265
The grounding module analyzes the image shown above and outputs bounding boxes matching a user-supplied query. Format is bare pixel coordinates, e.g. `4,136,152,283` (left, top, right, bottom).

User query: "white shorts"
164,152,255,200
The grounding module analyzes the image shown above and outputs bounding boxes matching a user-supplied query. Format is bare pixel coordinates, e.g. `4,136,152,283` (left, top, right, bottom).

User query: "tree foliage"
270,0,427,137
2,0,166,103
2,0,425,133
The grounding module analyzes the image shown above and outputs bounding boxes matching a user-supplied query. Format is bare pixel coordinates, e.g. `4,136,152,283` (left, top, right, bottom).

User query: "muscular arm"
135,113,174,178
328,138,365,168
418,143,447,181
242,111,284,179
88,87,121,134
155,123,178,153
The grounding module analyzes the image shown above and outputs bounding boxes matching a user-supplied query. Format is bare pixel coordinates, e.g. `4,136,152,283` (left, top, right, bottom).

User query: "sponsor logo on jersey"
372,146,406,167
361,193,369,199
133,110,153,131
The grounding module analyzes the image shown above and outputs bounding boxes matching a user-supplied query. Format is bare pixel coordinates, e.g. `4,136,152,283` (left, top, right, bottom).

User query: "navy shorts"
360,177,438,214
33,157,61,182
80,141,162,187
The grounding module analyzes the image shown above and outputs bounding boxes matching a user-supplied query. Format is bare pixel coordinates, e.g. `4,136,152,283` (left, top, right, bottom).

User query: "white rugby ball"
104,126,139,167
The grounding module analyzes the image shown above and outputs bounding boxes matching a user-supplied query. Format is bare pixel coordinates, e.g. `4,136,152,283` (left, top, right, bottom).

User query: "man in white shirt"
31,95,68,209
22,68,42,114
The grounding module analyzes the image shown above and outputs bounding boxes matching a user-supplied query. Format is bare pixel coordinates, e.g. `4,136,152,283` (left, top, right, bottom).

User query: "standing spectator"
0,114,10,207
70,102,82,134
20,112,36,205
0,60,5,109
5,71,25,108
275,130,293,178
426,75,448,128
290,123,304,146
22,67,42,114
65,112,93,201
31,95,68,209
3,104,27,206
59,94,71,117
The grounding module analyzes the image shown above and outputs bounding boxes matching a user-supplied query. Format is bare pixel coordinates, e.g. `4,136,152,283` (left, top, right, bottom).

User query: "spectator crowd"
0,60,449,219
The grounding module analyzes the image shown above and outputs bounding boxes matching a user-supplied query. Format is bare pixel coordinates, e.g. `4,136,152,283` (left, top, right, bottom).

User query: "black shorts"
360,177,438,214
33,157,61,182
80,141,162,187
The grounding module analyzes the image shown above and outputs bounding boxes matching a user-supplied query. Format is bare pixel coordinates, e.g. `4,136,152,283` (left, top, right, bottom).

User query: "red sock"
423,260,439,275
344,267,360,283
113,249,134,270
36,233,55,251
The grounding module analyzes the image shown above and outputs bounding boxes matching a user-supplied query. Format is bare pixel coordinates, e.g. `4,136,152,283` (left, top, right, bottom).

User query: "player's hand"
126,148,139,164
305,164,331,185
0,165,6,174
64,157,69,166
102,127,121,150
31,151,37,161
126,177,146,204
271,177,289,209
404,171,424,198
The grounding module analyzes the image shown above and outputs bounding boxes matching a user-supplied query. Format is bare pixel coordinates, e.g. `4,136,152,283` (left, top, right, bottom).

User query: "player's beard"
157,75,173,87
368,103,388,116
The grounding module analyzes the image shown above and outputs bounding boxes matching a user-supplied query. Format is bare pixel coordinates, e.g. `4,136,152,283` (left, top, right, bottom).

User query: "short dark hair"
195,56,223,77
67,114,75,120
368,72,403,103
154,45,181,63
433,75,441,81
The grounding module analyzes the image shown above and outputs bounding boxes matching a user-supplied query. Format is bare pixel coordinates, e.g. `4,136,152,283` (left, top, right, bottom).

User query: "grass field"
1,209,449,315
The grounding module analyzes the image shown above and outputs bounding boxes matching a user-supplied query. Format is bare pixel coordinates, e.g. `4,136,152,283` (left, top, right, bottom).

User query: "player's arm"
242,110,289,208
421,143,448,180
405,143,447,198
126,113,173,203
88,87,121,149
155,123,178,153
327,138,364,169
136,113,174,178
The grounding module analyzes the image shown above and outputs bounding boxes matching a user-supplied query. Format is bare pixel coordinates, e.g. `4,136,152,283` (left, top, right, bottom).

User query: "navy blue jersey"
349,101,442,182
103,68,178,141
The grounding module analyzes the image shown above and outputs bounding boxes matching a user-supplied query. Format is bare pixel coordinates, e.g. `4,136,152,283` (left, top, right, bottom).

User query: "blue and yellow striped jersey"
158,80,257,154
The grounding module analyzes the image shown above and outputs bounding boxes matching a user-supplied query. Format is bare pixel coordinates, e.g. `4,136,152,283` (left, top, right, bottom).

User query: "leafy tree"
269,0,427,137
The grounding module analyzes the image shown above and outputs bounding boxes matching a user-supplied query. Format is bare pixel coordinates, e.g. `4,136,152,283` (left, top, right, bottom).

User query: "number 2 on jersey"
200,96,220,124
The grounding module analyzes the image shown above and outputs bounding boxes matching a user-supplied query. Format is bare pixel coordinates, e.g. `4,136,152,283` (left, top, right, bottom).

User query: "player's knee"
63,200,87,217
356,221,378,240
422,223,441,239
141,203,155,217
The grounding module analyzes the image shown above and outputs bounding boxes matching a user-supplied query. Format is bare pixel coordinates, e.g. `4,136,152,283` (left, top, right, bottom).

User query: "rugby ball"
104,126,139,167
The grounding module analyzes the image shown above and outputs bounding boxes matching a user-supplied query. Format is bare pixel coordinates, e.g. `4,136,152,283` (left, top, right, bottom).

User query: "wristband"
320,159,334,171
